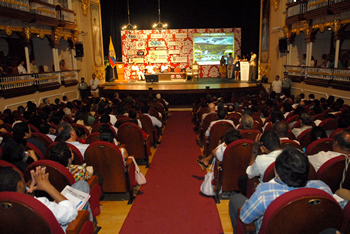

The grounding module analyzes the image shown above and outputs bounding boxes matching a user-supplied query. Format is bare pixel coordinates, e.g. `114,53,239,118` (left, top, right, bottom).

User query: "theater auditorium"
0,0,350,233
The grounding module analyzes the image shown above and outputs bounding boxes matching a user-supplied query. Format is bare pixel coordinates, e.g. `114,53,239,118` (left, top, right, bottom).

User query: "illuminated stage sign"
137,50,145,56
136,41,145,49
128,34,137,39
172,56,187,63
169,50,180,54
149,50,167,63
168,41,178,46
151,34,163,39
176,33,187,38
129,58,144,63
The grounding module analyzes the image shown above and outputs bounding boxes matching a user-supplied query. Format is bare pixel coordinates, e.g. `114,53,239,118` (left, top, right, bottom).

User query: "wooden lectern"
116,62,126,82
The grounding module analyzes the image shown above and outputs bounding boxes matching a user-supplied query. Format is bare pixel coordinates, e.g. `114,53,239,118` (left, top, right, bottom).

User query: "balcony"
30,0,59,26
57,6,77,30
284,65,350,90
0,0,33,22
286,1,308,25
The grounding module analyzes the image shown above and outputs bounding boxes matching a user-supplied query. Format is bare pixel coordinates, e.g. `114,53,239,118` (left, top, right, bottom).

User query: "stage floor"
103,78,260,91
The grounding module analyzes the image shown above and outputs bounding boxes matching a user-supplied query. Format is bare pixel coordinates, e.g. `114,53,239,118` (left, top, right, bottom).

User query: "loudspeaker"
75,43,84,57
279,39,287,52
145,74,158,83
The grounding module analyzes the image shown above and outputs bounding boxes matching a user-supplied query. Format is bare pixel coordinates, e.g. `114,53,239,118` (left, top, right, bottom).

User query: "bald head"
273,121,289,138
334,129,350,153
208,103,215,112
241,114,253,130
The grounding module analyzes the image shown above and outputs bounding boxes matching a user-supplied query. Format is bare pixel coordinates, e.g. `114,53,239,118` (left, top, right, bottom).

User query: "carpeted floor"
120,111,223,234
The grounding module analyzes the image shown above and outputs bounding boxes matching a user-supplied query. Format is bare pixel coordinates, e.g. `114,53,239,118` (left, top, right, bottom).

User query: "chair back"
313,113,325,121
329,128,344,139
220,139,254,192
85,132,102,144
84,142,136,193
240,129,261,141
91,123,117,139
263,122,272,132
28,123,40,133
258,188,343,234
149,108,162,121
63,115,74,123
287,130,296,140
318,118,338,131
0,160,24,177
114,117,131,128
118,122,149,165
297,128,312,149
31,132,54,148
139,114,157,147
252,115,263,126
316,155,345,193
0,192,65,234
24,160,75,200
305,138,333,155
252,121,263,132
206,121,234,157
226,115,240,126
280,139,303,151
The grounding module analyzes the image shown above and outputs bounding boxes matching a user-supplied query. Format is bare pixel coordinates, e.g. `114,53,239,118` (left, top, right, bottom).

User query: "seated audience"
240,114,253,130
308,129,350,171
229,146,333,234
292,113,313,138
74,110,92,133
56,122,89,157
0,166,79,232
17,60,27,74
197,129,242,169
310,126,327,143
205,109,234,137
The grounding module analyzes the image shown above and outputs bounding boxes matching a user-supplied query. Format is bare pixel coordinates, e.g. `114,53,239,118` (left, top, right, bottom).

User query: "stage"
100,78,267,107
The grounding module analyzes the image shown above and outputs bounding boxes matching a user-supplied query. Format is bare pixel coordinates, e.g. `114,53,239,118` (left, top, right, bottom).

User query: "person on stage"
219,56,227,79
132,61,145,81
160,63,168,73
227,53,234,79
249,51,257,81
234,55,241,81
146,62,155,74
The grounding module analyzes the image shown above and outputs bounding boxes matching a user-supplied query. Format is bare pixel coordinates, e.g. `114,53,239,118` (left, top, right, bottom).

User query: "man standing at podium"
249,51,257,81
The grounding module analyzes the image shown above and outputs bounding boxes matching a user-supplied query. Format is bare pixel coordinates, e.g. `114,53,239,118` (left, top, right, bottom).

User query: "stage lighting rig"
122,0,136,32
152,0,168,31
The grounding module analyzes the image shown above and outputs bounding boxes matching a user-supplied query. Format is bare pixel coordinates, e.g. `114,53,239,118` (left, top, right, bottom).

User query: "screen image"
193,33,234,65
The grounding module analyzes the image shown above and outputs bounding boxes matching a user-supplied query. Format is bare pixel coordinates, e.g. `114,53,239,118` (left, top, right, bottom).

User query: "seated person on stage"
131,62,145,81
0,166,80,232
160,63,169,73
292,113,313,138
229,146,333,234
308,129,350,171
197,128,242,170
205,109,235,137
145,62,156,74
56,122,89,157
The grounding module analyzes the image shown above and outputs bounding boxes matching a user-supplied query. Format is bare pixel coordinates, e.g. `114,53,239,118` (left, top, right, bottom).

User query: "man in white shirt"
56,122,89,157
201,103,216,124
0,166,78,232
17,60,27,74
292,113,313,139
90,74,100,96
246,131,283,181
146,62,155,74
141,106,162,128
227,53,234,79
131,62,145,80
160,63,168,73
271,75,282,95
308,129,350,171
249,51,257,81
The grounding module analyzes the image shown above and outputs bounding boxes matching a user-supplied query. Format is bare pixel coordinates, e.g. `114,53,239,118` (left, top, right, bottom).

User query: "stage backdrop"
121,28,241,79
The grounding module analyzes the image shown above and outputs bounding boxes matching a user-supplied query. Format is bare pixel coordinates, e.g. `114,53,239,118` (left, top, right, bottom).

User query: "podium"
240,61,250,81
116,62,126,82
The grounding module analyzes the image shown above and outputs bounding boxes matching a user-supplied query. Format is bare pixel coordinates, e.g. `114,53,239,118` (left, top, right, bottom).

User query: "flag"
108,36,117,68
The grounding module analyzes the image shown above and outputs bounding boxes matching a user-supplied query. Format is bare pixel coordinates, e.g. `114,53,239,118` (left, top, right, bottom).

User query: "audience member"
308,129,350,171
292,113,313,138
205,109,234,137
229,146,332,234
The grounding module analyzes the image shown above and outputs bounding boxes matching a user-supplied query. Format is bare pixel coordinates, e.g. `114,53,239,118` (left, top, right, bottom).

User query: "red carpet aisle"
120,111,223,233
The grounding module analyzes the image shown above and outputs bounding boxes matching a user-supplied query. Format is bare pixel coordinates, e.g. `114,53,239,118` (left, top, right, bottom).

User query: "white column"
25,47,30,73
306,42,312,67
52,48,59,71
71,49,77,70
335,39,340,68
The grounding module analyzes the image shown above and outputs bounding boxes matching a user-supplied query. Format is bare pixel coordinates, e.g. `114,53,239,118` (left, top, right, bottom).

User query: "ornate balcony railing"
30,0,57,18
0,74,35,90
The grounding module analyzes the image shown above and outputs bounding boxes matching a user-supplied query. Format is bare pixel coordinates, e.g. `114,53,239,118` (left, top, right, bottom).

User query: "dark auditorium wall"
101,0,260,62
